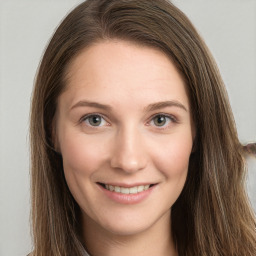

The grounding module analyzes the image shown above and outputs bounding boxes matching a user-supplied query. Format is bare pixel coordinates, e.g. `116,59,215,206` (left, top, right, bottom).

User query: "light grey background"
0,1,255,255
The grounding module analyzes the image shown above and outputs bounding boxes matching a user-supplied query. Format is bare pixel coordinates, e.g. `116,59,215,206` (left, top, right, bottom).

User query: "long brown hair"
30,0,256,255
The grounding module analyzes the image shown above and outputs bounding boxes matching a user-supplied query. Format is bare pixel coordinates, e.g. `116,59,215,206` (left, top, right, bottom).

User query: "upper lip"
97,182,158,188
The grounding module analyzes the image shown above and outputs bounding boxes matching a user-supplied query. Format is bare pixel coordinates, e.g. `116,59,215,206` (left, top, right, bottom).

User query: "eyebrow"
70,101,112,111
70,100,187,112
145,100,188,112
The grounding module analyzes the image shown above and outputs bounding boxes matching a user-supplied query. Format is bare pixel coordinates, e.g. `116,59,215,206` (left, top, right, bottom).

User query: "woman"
30,0,256,255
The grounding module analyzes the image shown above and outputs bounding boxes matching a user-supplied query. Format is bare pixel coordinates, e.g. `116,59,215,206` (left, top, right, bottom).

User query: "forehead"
60,40,190,111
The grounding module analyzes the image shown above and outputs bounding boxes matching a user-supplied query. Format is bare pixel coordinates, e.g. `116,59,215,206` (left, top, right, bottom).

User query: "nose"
110,127,147,173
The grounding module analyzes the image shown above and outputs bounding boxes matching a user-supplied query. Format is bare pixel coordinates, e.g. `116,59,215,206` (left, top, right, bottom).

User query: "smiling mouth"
98,183,155,194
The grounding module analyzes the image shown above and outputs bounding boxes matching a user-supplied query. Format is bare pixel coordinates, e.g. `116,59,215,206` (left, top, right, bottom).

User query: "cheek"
59,132,105,176
151,133,193,178
152,134,193,206
58,132,106,210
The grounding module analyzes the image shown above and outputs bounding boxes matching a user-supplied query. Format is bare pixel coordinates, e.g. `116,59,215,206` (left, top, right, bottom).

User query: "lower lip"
97,184,156,205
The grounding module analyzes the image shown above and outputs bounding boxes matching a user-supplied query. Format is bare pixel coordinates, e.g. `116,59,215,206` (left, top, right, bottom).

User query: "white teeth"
144,184,150,190
115,186,121,193
109,185,115,191
138,185,144,192
121,187,129,194
104,184,152,194
129,186,138,194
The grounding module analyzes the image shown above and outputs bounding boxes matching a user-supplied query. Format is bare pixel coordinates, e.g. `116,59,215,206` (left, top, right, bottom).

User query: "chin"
86,206,171,237
102,220,154,236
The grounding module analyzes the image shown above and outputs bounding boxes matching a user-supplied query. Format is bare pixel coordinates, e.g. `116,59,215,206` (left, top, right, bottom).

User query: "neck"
82,211,177,256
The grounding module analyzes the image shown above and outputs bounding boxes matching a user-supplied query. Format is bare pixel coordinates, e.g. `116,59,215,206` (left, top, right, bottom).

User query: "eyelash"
79,113,177,129
147,113,177,130
80,113,109,127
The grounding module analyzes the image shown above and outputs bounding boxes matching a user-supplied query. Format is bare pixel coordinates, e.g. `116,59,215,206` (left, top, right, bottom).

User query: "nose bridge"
110,124,147,173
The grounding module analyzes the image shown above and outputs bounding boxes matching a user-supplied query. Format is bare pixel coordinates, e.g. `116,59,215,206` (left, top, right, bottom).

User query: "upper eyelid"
78,112,178,126
147,113,177,123
146,114,177,131
80,114,110,128
80,113,108,122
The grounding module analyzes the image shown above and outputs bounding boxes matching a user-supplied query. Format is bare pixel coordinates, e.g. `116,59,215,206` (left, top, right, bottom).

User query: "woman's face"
55,40,194,236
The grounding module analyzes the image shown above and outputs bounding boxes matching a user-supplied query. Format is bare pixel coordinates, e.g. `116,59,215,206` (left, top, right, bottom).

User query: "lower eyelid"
79,113,177,128
150,114,176,123
80,114,108,126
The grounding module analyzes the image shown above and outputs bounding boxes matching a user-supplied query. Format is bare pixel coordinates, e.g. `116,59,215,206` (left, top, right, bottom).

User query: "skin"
55,40,194,256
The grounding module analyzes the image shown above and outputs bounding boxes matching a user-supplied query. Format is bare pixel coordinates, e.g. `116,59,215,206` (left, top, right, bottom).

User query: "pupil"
89,115,101,126
154,115,166,126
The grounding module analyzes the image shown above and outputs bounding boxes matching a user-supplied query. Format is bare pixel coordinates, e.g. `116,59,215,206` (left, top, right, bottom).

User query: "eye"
152,115,167,126
82,114,108,127
149,114,175,128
